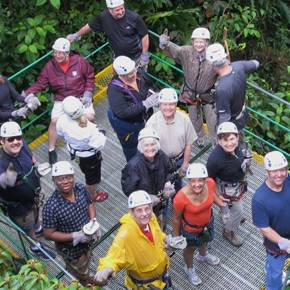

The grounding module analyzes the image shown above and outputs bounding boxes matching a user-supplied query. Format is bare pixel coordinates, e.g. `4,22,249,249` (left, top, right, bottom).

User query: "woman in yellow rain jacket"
94,190,169,289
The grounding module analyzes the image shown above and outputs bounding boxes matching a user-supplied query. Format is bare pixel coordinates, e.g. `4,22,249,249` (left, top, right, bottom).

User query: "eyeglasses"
6,136,22,143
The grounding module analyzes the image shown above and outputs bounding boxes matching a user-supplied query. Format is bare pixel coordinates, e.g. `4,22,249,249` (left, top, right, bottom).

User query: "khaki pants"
188,103,217,141
62,249,92,285
224,199,243,232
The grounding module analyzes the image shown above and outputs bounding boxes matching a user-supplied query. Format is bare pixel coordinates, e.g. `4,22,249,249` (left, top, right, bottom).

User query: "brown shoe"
223,230,243,247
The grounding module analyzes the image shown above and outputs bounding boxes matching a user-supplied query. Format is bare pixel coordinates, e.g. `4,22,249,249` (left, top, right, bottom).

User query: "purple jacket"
25,52,95,101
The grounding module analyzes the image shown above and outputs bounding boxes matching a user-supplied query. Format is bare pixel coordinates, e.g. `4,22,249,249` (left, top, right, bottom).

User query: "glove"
67,33,81,42
166,234,187,250
220,205,230,224
139,52,150,67
24,93,41,111
72,230,91,246
94,267,114,285
94,228,102,241
253,60,260,69
81,91,93,108
149,194,160,207
159,33,170,49
11,106,29,119
178,163,188,178
241,158,252,173
21,90,27,98
142,93,159,110
0,163,18,189
36,162,51,177
163,181,175,198
278,238,290,253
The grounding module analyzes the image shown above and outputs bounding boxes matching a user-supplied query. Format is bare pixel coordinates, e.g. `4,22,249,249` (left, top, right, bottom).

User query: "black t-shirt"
215,61,257,121
206,144,245,183
89,9,148,59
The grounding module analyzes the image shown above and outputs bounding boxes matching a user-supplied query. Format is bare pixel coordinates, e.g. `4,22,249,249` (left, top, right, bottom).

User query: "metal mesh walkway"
21,96,267,289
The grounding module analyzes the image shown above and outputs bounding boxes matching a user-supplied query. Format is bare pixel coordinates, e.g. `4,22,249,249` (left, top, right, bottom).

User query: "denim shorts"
181,217,215,247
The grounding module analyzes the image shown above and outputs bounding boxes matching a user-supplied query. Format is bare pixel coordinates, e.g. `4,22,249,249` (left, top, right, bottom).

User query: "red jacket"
25,52,95,101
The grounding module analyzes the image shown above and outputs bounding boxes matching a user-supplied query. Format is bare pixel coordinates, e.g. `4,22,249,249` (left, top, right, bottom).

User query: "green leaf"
28,44,38,54
264,110,275,117
34,15,44,25
36,0,47,6
50,0,60,9
18,44,28,53
27,18,35,27
36,27,45,37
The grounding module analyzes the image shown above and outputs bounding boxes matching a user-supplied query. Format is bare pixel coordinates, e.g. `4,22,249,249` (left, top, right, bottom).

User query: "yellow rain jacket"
98,213,169,289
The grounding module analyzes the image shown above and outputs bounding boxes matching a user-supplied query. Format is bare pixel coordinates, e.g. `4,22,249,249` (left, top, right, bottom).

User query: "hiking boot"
48,149,57,165
195,252,220,265
29,243,56,260
223,230,243,247
183,266,202,286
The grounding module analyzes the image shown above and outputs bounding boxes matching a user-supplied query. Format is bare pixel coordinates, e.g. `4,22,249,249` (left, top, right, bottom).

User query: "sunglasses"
6,136,22,143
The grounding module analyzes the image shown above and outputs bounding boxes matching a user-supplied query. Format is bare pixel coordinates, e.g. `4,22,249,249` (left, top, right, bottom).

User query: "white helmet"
0,121,22,138
158,88,178,103
113,56,135,75
128,190,152,209
52,38,70,52
138,127,159,141
106,0,124,8
63,96,84,119
52,161,74,177
191,27,210,40
186,163,208,179
206,43,227,66
264,151,288,171
217,122,238,135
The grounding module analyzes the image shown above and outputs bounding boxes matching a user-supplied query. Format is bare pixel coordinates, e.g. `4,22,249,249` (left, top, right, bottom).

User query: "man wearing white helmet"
173,163,225,285
159,27,217,147
43,161,100,285
206,122,251,247
67,0,150,68
146,88,197,187
94,190,170,289
56,96,108,202
0,121,55,260
107,55,159,161
252,151,289,290
121,127,176,229
23,37,96,165
206,42,259,130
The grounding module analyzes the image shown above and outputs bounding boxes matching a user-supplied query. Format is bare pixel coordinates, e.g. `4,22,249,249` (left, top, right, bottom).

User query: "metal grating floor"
2,98,268,289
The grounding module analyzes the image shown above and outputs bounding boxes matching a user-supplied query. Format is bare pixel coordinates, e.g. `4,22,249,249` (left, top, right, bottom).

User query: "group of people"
0,0,289,289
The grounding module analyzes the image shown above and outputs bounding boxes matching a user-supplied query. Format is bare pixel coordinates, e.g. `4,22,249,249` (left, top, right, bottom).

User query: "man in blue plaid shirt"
42,161,99,285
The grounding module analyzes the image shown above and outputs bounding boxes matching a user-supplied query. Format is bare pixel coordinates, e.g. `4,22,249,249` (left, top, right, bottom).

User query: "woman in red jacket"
172,163,226,286
23,38,95,165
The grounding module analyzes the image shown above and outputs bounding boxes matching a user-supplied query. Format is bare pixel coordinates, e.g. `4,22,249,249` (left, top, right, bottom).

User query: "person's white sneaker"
195,252,220,266
183,265,202,286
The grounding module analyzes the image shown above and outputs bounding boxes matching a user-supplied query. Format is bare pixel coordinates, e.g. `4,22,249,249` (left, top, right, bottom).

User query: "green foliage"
0,0,289,154
0,248,99,290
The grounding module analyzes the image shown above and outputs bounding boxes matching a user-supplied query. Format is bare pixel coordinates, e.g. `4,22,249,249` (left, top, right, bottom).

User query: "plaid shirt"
42,183,92,260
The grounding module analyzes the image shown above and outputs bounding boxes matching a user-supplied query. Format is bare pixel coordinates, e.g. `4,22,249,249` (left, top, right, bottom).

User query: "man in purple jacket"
23,38,95,165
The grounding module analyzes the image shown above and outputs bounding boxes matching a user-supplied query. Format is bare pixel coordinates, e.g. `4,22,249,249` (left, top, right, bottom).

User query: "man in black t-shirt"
67,0,149,67
206,43,259,130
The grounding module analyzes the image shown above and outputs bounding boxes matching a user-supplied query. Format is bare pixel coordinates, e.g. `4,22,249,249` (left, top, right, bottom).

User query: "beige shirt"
146,110,197,158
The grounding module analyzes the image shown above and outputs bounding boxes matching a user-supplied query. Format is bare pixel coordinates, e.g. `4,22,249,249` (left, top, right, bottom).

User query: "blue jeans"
107,107,144,161
265,252,288,290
